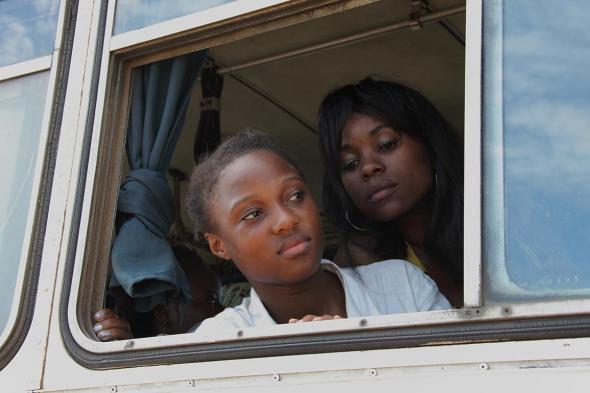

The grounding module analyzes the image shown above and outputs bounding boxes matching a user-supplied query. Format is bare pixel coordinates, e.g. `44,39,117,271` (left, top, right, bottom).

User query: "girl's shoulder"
340,259,437,296
336,259,422,297
193,288,278,335
193,296,256,335
342,259,452,312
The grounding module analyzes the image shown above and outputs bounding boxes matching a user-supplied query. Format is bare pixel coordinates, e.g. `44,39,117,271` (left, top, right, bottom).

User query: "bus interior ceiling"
168,0,465,253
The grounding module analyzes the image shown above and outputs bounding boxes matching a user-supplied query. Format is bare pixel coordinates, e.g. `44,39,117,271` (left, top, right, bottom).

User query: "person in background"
318,77,464,307
93,245,224,340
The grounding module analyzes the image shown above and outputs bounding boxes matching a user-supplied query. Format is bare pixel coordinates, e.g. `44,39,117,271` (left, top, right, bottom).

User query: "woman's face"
339,112,434,223
205,150,324,287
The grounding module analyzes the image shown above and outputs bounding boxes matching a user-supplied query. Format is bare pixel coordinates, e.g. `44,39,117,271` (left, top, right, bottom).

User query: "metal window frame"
0,56,52,83
463,0,483,308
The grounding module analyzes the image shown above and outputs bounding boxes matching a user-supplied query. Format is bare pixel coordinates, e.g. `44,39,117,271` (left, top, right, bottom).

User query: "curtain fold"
111,50,208,312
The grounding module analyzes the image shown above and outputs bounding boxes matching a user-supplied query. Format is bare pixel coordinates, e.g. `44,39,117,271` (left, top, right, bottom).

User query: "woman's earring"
346,210,368,231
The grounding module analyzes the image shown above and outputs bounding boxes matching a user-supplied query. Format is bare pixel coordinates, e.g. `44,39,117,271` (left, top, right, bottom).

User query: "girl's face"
339,112,434,223
205,150,324,287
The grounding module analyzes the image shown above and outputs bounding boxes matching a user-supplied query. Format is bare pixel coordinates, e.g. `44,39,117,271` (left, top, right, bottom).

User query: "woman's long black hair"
318,77,463,278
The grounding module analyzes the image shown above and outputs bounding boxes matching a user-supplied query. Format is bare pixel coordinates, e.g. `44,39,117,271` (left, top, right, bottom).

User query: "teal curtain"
111,50,207,312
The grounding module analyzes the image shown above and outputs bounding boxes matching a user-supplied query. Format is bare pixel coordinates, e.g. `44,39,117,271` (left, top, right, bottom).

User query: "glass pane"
484,0,590,301
0,71,49,332
0,0,61,67
113,0,238,35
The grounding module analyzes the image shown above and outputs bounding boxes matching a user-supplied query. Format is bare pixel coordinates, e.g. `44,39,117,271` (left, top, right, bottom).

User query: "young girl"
186,130,450,333
318,78,464,307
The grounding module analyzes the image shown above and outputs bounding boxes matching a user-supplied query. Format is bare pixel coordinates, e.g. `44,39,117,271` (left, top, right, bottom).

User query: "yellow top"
406,243,426,271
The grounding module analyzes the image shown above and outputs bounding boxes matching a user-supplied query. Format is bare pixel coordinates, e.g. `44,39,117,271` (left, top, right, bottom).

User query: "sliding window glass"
0,0,60,339
113,0,239,35
483,0,590,301
0,72,50,333
0,0,60,67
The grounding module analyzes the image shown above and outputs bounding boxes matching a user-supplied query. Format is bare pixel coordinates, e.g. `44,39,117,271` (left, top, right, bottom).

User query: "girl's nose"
360,156,384,180
272,206,299,234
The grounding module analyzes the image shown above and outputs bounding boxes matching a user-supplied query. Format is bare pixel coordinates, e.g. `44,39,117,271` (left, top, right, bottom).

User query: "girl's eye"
340,159,359,172
242,209,263,221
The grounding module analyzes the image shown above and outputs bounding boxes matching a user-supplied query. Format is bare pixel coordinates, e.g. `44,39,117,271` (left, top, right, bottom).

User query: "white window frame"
463,0,482,308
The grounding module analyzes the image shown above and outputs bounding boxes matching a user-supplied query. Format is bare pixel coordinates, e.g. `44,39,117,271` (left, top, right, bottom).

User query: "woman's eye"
341,159,359,172
288,190,304,202
242,210,263,221
378,139,396,151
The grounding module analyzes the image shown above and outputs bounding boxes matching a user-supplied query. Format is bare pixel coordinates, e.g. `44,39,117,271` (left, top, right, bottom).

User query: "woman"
318,77,463,307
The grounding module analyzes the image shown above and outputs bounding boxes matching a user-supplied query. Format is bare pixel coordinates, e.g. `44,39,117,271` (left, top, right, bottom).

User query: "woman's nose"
272,206,299,234
360,157,384,179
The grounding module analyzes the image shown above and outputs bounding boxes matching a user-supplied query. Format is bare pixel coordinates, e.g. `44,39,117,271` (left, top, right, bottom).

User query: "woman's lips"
368,185,396,202
278,236,312,258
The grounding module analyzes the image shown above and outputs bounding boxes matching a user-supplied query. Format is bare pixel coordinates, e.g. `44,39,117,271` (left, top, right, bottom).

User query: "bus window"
483,0,590,301
83,0,466,341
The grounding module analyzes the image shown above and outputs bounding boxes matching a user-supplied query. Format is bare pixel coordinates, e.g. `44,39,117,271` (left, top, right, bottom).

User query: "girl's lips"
368,186,396,202
278,236,312,258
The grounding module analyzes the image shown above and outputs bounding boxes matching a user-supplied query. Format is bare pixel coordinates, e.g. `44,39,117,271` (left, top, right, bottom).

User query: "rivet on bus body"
359,319,368,327
110,387,118,393
369,369,378,377
237,330,244,337
479,363,489,371
272,373,281,382
186,380,194,387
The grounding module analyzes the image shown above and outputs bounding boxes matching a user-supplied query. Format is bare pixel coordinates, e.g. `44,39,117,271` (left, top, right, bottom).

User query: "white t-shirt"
194,259,451,335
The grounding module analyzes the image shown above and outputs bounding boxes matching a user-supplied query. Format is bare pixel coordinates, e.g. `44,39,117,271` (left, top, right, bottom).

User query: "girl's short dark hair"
318,77,464,277
186,129,301,234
